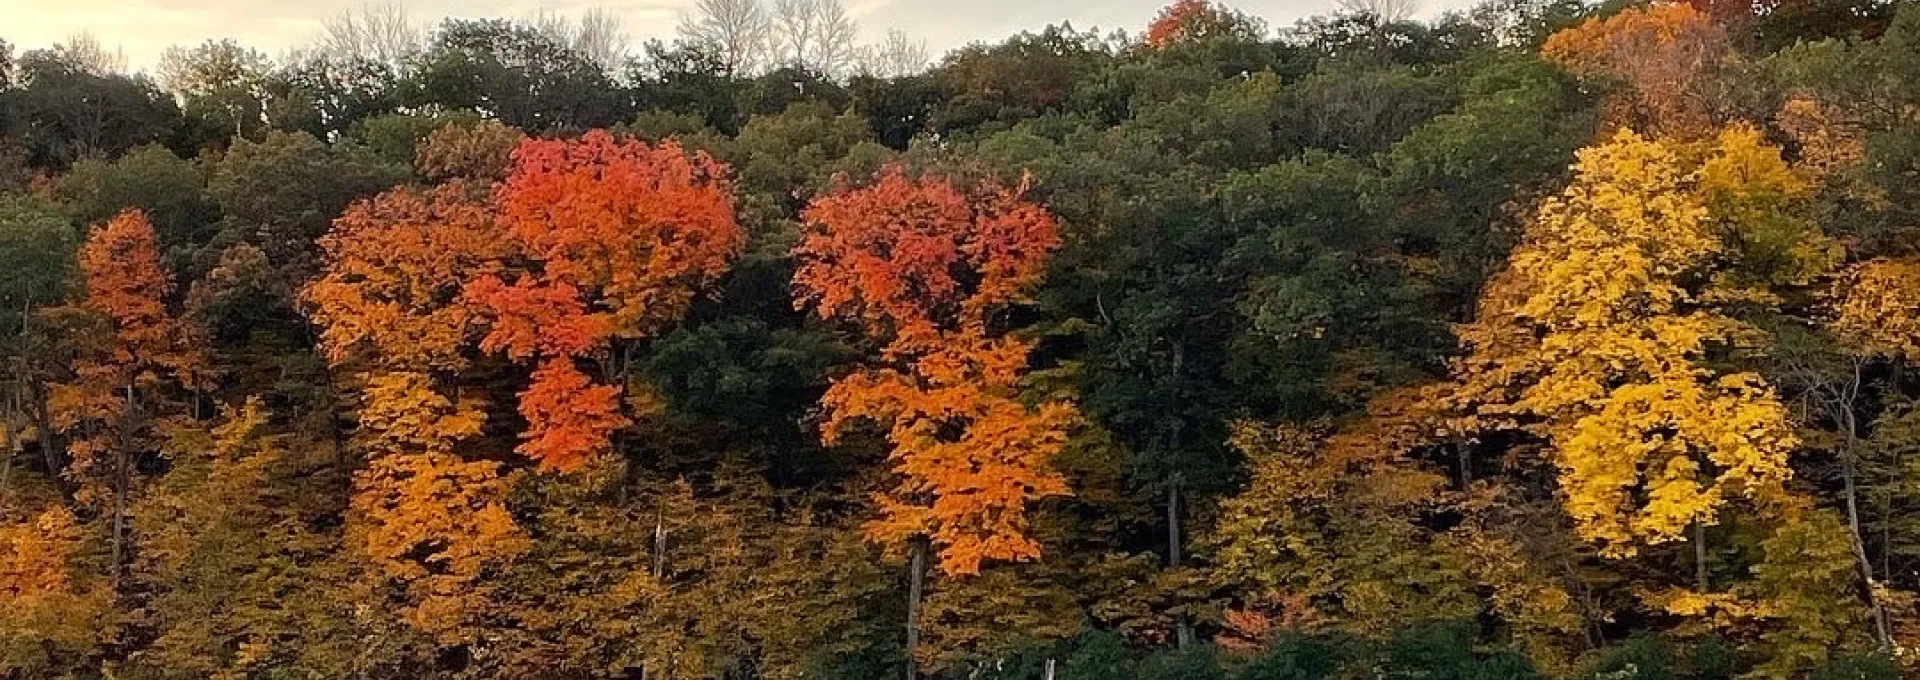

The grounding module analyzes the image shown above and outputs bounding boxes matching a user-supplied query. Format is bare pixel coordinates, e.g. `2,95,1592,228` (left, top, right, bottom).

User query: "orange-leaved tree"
465,130,745,472
1145,0,1265,49
49,209,209,588
1541,2,1731,138
794,165,1076,577
302,183,526,642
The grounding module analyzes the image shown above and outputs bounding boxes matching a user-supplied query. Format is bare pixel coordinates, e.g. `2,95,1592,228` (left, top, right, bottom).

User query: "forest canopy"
2,0,1919,678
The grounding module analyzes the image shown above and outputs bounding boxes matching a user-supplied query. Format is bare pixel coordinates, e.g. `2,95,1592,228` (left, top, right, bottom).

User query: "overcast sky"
5,0,1482,73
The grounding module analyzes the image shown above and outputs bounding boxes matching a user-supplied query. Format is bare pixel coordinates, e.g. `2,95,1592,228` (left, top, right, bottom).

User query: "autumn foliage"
304,184,506,373
1145,0,1263,48
795,166,1076,575
11,1,1920,675
1446,128,1804,555
51,209,209,518
1542,3,1731,137
67,210,209,395
300,130,747,639
471,131,744,471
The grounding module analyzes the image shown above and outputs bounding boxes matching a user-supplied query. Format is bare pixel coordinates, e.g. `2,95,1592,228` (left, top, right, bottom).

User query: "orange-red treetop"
489,130,744,341
79,210,175,366
793,165,1059,357
75,209,208,391
470,131,746,471
308,132,745,473
1146,0,1255,48
795,165,1076,575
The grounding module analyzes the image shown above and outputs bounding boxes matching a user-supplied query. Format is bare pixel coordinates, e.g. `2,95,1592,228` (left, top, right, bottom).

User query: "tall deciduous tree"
680,0,774,77
49,210,209,589
795,165,1076,575
1448,128,1801,555
302,184,523,643
467,131,745,472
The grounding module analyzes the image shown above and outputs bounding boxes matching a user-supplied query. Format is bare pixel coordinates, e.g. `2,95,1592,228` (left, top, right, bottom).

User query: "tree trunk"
1455,438,1471,489
1692,521,1708,592
31,385,66,501
0,388,16,506
1841,445,1894,649
651,514,667,580
1044,658,1056,680
906,537,927,680
1169,479,1195,648
111,444,127,590
110,383,134,590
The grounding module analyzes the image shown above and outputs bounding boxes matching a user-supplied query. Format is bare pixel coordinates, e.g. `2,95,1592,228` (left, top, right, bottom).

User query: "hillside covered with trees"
2,0,1919,677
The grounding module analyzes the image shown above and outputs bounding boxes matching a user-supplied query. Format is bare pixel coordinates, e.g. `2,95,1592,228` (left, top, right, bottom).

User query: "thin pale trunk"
1840,442,1893,648
906,537,926,680
1044,658,1056,680
1832,363,1894,649
1169,480,1195,648
651,514,667,579
1693,521,1708,592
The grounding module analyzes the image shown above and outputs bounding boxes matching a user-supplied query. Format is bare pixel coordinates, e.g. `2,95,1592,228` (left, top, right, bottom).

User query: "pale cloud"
3,0,1483,72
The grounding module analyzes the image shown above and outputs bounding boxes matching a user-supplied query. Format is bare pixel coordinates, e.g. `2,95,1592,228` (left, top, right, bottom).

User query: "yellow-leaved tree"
1449,127,1806,556
1444,127,1872,671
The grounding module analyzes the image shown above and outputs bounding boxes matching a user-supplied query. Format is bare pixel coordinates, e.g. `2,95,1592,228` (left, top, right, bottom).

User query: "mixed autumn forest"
2,0,1919,677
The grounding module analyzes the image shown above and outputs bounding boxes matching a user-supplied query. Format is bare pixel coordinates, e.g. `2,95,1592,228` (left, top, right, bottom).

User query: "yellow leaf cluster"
1450,128,1808,557
349,450,526,642
1832,258,1920,361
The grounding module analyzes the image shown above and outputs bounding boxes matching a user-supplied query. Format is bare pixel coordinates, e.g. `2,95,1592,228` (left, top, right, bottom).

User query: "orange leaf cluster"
73,210,209,391
514,358,627,472
51,210,211,486
795,165,1076,576
304,184,507,373
470,131,745,471
1541,2,1730,137
492,131,743,338
303,188,523,638
301,131,746,639
0,508,83,600
794,166,1055,355
1145,0,1247,48
349,449,527,642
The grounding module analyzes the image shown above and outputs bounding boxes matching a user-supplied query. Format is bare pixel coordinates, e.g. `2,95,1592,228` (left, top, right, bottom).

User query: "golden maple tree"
1446,128,1806,556
302,186,526,641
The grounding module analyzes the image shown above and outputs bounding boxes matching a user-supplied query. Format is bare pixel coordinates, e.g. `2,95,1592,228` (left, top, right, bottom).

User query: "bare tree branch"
855,29,929,78
320,0,422,71
1338,0,1422,23
678,0,774,77
771,0,858,78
